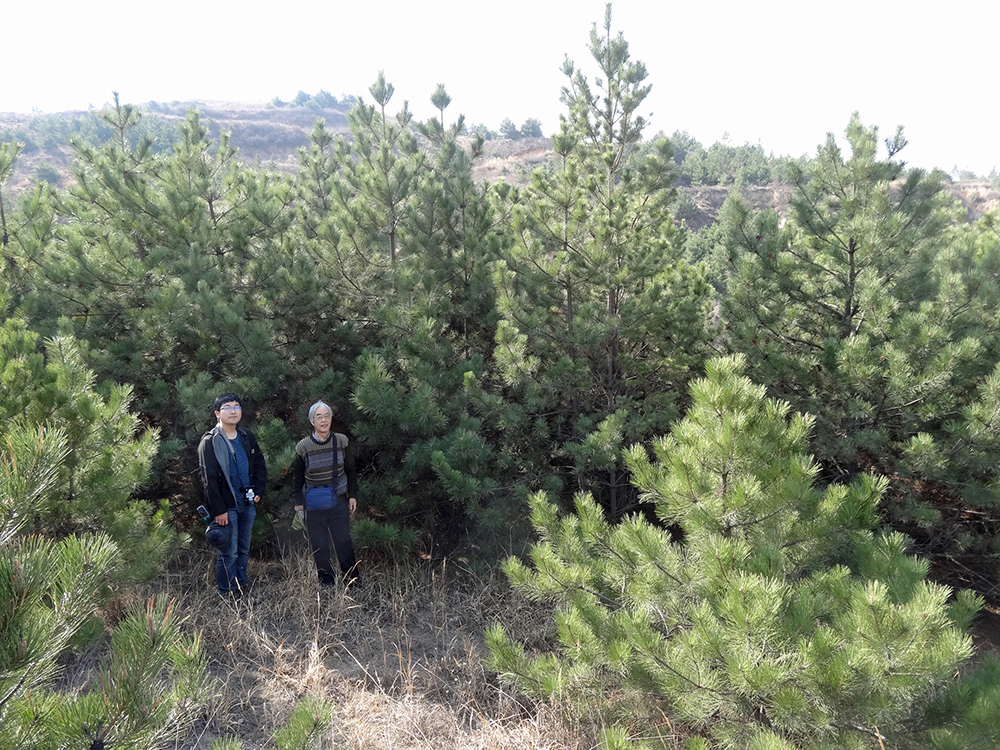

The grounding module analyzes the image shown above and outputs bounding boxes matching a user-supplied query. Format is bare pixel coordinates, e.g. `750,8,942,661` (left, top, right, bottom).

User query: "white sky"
4,0,998,176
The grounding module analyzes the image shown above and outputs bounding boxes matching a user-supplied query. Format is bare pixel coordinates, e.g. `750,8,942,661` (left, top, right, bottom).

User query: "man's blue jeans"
216,502,255,595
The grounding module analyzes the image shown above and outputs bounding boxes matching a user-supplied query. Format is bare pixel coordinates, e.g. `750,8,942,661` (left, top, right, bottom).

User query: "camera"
196,504,211,521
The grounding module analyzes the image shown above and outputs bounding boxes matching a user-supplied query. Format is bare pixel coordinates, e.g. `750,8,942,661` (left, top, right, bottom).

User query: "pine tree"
281,116,367,420
7,97,297,509
487,355,998,749
865,208,1000,567
0,296,170,579
493,4,712,518
347,91,518,558
290,72,427,424
499,118,519,140
326,71,424,269
0,140,23,248
0,333,209,749
720,114,958,469
295,76,527,558
719,115,1000,554
0,139,58,306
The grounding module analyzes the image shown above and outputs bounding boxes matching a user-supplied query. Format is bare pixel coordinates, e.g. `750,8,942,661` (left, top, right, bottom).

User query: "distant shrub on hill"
33,162,60,185
666,129,783,186
266,89,356,110
19,111,177,153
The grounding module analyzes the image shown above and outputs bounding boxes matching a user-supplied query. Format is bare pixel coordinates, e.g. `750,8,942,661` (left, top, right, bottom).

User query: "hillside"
3,101,997,229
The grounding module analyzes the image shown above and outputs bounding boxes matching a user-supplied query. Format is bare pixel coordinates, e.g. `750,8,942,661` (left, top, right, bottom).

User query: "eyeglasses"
219,405,242,412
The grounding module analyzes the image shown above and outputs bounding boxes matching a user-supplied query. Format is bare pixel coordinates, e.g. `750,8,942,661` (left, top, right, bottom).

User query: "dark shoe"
318,569,338,586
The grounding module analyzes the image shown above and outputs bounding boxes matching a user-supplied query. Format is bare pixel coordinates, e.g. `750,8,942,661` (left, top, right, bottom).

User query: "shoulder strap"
222,433,237,459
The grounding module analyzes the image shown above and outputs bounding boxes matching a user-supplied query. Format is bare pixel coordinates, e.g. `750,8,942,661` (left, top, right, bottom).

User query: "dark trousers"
304,498,358,583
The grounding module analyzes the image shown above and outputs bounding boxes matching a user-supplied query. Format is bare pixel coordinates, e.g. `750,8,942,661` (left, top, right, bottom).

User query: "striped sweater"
291,432,358,503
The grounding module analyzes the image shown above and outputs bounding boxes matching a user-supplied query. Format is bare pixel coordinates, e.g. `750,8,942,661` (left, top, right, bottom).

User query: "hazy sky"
5,0,997,175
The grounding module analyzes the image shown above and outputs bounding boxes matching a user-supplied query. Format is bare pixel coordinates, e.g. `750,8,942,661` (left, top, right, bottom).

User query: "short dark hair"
214,393,242,412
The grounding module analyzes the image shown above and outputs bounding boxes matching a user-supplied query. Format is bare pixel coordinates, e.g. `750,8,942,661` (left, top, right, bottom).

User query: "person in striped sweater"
291,401,361,587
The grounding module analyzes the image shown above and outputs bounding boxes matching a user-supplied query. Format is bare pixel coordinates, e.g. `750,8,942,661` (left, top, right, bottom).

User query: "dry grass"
107,540,596,750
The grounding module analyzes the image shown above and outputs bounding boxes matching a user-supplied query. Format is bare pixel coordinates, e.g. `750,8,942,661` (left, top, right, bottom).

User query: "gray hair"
308,400,332,422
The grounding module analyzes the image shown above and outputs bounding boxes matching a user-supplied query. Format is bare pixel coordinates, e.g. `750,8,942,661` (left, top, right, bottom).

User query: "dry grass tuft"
109,541,593,749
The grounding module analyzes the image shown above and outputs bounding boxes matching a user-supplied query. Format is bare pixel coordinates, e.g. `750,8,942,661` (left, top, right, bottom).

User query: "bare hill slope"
2,101,996,228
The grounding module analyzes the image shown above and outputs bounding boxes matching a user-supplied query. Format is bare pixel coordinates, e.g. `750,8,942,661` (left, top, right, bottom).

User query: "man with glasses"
291,400,360,588
197,393,268,598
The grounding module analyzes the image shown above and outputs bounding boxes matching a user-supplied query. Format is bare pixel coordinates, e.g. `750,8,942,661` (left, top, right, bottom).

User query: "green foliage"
0,17,998,747
683,220,727,291
19,107,178,153
32,162,61,185
667,129,701,166
499,118,519,140
0,307,47,424
892,212,1000,500
492,4,712,518
719,114,1000,547
919,654,1000,749
671,189,698,222
667,129,783,187
418,83,466,147
465,122,497,140
430,83,452,125
204,696,331,750
491,115,545,142
706,136,773,185
0,303,171,579
519,117,544,138
1,7,997,587
0,374,208,749
489,355,991,749
0,139,24,181
312,70,423,270
8,96,299,506
272,696,333,750
0,139,25,247
333,79,522,557
293,79,427,548
47,596,208,747
312,89,338,108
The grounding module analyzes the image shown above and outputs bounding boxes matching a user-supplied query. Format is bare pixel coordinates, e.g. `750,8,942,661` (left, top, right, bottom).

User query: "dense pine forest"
3,7,1000,749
